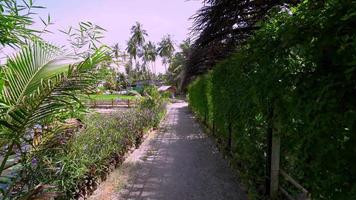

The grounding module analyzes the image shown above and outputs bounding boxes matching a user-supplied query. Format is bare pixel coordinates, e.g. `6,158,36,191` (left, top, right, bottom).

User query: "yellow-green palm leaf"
0,41,109,194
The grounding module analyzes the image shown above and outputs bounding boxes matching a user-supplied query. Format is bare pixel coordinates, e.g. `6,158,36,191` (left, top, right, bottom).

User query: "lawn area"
89,94,137,101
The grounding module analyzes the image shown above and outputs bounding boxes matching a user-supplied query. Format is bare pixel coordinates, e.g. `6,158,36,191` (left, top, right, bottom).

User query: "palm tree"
126,22,148,71
112,43,121,66
158,35,175,72
167,39,192,92
0,41,108,197
143,41,157,80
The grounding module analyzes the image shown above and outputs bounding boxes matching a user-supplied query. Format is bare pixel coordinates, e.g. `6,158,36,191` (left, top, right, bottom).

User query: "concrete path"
89,102,247,200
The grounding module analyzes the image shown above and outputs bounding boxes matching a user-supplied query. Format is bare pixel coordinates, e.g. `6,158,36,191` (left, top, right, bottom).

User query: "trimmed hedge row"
188,1,356,199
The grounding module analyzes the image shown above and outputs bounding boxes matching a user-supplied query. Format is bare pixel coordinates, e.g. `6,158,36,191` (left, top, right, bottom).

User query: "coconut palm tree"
166,38,191,91
143,41,157,80
126,22,148,71
158,35,175,72
0,41,108,197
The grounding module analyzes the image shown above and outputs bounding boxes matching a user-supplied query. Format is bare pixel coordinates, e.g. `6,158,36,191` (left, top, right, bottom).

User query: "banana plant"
0,41,109,198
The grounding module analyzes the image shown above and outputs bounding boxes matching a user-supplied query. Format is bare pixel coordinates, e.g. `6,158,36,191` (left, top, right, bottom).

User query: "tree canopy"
184,0,300,86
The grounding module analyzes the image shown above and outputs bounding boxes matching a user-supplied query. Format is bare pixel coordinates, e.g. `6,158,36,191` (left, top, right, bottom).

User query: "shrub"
140,86,167,127
188,1,356,199
16,91,167,199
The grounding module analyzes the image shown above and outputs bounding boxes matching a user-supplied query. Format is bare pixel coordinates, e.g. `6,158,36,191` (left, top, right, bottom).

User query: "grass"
89,94,137,101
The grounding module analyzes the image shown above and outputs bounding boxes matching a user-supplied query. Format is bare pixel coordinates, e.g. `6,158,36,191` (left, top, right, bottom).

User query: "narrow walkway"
90,102,247,200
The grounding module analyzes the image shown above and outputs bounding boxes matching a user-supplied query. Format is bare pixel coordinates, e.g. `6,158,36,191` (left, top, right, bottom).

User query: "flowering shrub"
16,97,166,199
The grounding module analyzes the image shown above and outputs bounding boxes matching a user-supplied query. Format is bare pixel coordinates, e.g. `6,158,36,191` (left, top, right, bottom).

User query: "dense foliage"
12,90,166,199
0,0,44,46
184,0,300,87
166,38,192,92
0,41,109,197
188,0,356,199
0,1,172,199
139,86,167,126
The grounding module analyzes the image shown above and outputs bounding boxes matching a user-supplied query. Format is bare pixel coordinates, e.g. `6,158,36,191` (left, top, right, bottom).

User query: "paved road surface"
89,102,247,200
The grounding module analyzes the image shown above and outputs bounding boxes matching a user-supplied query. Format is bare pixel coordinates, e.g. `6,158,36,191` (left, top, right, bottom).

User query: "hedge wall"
188,1,356,199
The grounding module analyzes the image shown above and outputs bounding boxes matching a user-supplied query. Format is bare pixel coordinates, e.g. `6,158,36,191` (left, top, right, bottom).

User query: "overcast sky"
32,0,203,73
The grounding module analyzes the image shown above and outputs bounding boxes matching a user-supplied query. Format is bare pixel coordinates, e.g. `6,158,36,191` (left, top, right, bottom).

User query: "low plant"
140,86,167,127
12,88,167,199
19,107,161,199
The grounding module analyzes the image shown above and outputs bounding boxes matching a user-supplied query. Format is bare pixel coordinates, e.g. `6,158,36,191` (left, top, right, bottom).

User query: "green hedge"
188,1,356,199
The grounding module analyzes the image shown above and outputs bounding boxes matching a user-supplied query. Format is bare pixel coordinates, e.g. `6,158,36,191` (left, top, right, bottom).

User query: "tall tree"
112,43,121,67
167,38,192,91
158,35,175,72
143,41,157,79
126,22,148,71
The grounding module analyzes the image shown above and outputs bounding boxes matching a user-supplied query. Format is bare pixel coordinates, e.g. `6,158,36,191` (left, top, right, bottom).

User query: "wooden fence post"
270,108,281,199
227,121,232,155
204,111,207,125
112,99,114,107
270,132,281,199
266,104,274,196
128,100,130,108
212,119,215,135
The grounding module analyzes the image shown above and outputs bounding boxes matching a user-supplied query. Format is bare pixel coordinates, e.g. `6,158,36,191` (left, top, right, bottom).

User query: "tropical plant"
158,35,175,72
110,43,124,70
142,41,157,79
140,86,167,127
60,21,106,58
0,0,45,47
126,22,147,68
0,41,109,198
166,38,191,91
116,72,129,90
24,108,158,199
96,65,118,91
20,85,166,199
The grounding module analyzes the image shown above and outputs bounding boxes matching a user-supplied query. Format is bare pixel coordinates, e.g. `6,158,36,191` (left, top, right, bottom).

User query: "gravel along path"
89,102,247,200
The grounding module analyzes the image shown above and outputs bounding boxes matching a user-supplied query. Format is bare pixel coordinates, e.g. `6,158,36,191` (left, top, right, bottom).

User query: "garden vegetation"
188,1,355,199
0,1,168,199
23,87,166,199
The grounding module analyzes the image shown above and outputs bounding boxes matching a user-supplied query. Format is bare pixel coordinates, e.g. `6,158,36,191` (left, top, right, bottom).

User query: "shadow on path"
91,102,247,200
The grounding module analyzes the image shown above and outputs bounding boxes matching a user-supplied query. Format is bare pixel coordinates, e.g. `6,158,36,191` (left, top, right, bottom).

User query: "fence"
88,99,138,108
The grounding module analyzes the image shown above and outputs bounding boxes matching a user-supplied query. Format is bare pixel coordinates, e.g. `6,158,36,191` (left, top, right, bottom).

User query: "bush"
140,86,167,127
188,1,356,199
17,92,167,199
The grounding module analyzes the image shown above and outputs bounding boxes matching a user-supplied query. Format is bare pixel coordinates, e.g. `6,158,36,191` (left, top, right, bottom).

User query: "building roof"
158,85,176,92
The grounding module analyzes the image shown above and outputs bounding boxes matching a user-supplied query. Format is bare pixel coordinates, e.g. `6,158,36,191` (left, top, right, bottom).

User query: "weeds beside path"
89,102,247,200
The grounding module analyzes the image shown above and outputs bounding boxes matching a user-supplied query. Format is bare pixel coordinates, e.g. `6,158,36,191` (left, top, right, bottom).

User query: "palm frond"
1,42,72,105
0,42,109,197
